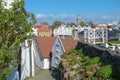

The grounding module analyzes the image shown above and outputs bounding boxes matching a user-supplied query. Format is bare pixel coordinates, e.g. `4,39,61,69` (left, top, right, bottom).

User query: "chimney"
107,24,112,31
91,24,96,28
72,28,79,40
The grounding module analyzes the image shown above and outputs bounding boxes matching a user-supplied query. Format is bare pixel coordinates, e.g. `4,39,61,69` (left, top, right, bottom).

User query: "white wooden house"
34,37,56,69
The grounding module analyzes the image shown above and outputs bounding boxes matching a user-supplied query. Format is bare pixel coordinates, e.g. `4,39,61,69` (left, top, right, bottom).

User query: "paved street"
25,66,56,80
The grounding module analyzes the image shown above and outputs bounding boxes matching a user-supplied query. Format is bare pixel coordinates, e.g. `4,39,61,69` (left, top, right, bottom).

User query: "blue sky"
25,0,120,24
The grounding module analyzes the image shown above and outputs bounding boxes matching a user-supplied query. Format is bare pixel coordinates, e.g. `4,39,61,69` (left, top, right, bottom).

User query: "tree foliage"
79,21,86,27
96,65,113,78
66,22,76,26
0,0,36,79
50,20,63,30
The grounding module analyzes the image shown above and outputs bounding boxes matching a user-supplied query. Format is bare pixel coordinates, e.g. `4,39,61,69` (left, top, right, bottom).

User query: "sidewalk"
25,66,55,80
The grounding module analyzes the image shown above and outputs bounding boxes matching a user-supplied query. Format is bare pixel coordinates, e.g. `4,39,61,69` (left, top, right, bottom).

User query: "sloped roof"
60,36,78,51
34,25,41,29
38,28,51,32
34,23,51,32
36,37,56,58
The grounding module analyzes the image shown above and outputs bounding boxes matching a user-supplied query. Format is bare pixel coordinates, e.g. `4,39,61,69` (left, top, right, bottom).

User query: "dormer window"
55,44,60,52
55,56,60,65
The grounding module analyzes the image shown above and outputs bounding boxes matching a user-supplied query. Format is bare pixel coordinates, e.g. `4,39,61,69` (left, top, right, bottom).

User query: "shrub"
96,65,113,78
90,57,100,64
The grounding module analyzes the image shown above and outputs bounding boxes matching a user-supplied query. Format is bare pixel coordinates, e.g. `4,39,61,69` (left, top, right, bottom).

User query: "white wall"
25,47,31,77
31,40,35,76
43,58,50,69
21,40,35,79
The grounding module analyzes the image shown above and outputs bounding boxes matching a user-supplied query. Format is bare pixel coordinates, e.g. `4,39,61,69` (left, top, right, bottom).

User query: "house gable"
51,36,78,69
51,36,65,68
35,37,56,69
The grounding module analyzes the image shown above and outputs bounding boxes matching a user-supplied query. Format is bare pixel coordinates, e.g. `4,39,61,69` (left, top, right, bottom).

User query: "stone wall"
59,42,120,79
76,42,120,75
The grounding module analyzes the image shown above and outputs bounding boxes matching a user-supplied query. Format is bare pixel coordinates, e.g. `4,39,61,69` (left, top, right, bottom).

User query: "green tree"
68,22,76,27
0,0,36,79
50,20,63,30
87,21,93,25
79,21,86,27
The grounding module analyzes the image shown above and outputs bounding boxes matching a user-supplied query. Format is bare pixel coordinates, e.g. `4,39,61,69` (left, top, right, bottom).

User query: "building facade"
53,24,74,36
34,22,52,37
51,36,78,69
34,37,56,69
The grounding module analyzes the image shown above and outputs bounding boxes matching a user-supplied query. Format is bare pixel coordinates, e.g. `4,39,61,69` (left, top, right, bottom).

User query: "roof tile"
36,37,56,58
60,36,78,51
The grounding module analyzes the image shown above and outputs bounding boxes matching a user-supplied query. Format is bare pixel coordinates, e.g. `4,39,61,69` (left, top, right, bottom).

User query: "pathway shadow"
50,68,60,80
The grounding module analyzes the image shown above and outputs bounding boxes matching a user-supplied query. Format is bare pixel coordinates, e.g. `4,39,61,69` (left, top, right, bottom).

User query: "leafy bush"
90,57,100,64
96,65,113,78
86,65,92,70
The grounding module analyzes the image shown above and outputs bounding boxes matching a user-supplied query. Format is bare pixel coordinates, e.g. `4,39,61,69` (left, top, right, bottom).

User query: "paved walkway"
25,66,56,80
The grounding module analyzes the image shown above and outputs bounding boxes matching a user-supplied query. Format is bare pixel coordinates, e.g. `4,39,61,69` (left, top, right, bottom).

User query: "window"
56,50,59,54
55,44,59,52
55,56,60,64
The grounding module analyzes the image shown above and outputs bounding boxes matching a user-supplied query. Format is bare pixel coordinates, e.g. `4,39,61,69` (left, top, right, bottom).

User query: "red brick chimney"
107,24,112,31
91,24,97,28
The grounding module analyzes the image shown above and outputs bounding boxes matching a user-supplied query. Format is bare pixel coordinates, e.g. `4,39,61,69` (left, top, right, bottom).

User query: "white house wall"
53,24,87,36
43,58,50,69
16,40,35,80
33,40,43,68
21,47,27,80
25,47,31,77
6,38,35,79
53,24,74,36
31,40,35,76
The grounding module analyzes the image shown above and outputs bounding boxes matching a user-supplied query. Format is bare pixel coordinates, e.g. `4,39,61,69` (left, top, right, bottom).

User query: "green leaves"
61,48,115,79
0,67,12,80
96,65,113,78
0,0,35,49
0,49,14,69
0,0,36,79
90,57,100,64
50,20,63,30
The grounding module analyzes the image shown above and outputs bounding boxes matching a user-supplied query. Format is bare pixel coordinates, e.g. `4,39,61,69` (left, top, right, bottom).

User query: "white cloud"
36,14,76,19
36,13,120,24
36,14,45,19
57,14,75,18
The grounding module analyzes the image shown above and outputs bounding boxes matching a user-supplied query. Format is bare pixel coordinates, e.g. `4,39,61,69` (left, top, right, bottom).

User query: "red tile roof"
38,28,51,32
36,37,56,58
60,36,78,51
34,22,51,32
